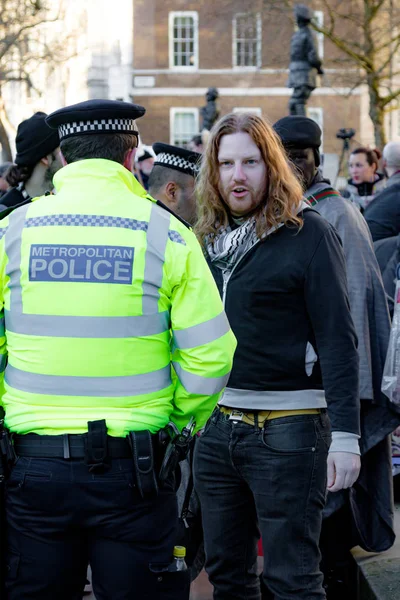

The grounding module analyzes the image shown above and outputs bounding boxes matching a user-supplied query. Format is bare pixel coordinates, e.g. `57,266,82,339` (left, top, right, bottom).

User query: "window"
169,12,198,70
233,107,262,116
307,107,323,151
313,11,324,59
233,13,261,68
170,108,199,147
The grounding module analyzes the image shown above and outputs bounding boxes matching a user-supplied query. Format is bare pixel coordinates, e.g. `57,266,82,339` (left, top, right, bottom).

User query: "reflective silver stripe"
142,204,171,314
5,364,172,397
0,227,8,241
4,309,170,338
0,354,6,372
4,204,172,339
5,204,30,312
220,387,327,410
173,312,231,349
173,362,230,395
25,214,148,231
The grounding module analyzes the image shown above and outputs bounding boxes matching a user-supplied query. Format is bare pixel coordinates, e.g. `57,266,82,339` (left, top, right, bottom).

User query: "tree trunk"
0,114,12,162
367,74,386,149
0,94,12,162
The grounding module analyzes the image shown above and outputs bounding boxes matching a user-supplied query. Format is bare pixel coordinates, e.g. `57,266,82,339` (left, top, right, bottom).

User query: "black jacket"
209,208,360,436
364,172,400,241
0,186,31,220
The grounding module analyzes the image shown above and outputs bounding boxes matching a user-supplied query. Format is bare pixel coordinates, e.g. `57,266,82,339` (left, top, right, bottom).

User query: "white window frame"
169,11,199,71
313,11,324,60
170,108,199,147
233,107,262,116
307,107,323,151
232,13,262,69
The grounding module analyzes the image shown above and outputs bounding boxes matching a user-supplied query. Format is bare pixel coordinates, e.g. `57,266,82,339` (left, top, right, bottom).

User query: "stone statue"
200,87,220,132
288,4,324,116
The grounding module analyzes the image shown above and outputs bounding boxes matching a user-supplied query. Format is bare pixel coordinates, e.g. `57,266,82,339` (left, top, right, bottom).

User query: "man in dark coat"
0,112,61,219
364,141,400,242
374,235,400,315
288,5,324,115
274,115,400,600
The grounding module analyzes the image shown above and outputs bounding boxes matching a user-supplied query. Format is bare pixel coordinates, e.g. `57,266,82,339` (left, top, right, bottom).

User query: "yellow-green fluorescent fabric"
0,159,236,436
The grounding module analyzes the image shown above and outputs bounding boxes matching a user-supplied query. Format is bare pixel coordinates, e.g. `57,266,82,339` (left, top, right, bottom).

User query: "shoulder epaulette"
155,199,191,229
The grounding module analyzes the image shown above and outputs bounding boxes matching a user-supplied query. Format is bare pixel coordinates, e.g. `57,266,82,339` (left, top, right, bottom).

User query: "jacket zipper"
222,240,260,306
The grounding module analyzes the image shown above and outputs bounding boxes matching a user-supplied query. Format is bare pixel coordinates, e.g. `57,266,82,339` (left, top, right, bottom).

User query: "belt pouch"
128,430,159,499
85,419,110,473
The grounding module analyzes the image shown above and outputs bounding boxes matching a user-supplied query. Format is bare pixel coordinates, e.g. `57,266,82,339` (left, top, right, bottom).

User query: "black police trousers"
5,456,189,599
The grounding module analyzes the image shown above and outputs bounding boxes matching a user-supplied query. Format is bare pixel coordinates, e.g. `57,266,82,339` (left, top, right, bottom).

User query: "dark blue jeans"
194,408,331,600
5,456,189,600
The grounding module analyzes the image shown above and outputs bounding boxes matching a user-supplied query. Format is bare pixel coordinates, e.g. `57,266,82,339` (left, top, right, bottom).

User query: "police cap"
273,116,322,149
46,99,146,142
152,143,201,178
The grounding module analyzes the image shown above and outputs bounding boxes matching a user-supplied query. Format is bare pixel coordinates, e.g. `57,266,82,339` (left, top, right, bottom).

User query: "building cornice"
131,86,362,97
132,68,359,75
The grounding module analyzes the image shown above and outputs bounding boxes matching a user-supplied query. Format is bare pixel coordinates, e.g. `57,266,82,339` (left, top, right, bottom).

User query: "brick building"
132,0,372,155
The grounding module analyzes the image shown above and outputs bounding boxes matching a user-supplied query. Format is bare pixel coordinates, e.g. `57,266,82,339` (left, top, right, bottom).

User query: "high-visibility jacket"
0,159,236,437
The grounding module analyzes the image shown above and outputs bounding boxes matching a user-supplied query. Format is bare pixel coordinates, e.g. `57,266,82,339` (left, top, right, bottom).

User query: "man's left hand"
327,452,360,492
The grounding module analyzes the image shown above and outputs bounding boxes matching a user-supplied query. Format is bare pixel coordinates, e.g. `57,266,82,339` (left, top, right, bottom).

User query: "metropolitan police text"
29,244,134,284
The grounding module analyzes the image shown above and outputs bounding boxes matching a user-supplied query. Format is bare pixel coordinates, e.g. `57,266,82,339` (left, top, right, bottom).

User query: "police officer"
148,143,201,225
0,99,236,600
0,112,61,217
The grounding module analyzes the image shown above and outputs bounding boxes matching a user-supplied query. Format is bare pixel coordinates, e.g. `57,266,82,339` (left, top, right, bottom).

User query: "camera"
336,128,355,141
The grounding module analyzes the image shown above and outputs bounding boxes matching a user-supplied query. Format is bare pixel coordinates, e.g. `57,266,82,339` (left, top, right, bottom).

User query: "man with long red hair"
194,112,361,600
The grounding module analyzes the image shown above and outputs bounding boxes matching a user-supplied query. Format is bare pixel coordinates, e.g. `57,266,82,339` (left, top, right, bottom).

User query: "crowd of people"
0,102,399,600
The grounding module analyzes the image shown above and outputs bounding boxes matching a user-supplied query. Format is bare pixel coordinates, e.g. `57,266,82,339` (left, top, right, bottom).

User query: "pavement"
352,502,400,599
84,502,400,600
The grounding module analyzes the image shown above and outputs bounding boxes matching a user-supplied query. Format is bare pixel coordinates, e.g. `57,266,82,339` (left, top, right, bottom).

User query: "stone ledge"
352,500,400,599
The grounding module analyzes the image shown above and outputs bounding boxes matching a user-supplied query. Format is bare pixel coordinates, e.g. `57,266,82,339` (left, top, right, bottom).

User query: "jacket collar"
387,171,400,188
53,158,151,200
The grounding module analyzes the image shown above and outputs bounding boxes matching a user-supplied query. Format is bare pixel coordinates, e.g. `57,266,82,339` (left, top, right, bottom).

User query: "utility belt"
0,408,14,481
218,406,320,428
1,418,196,500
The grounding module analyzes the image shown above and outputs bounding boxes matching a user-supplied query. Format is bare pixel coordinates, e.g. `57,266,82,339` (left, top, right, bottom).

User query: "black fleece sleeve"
304,226,360,435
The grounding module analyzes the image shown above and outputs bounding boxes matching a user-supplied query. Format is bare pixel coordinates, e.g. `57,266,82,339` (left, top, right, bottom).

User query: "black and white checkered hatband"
58,118,138,140
155,152,200,177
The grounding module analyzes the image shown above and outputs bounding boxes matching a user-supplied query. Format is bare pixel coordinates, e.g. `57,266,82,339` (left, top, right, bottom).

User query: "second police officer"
0,99,236,600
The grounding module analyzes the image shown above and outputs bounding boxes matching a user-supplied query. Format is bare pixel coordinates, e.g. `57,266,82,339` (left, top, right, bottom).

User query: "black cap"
152,143,201,178
137,150,154,163
46,99,146,141
15,112,60,167
273,116,322,149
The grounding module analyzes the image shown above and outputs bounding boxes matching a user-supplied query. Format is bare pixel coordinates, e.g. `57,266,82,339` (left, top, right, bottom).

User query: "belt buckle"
228,410,244,422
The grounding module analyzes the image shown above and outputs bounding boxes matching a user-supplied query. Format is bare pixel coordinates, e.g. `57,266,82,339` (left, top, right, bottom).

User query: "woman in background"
343,147,385,212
